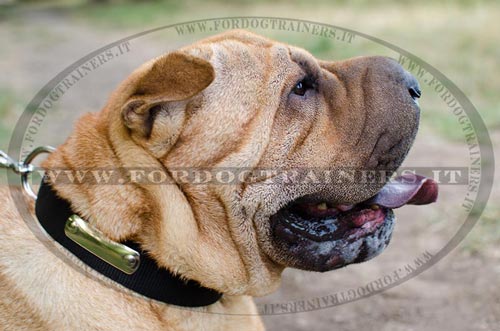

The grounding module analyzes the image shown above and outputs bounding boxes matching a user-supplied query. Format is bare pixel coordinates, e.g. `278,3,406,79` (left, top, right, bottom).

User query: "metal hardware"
0,146,56,200
21,146,56,199
3,146,141,274
64,215,140,274
0,150,32,174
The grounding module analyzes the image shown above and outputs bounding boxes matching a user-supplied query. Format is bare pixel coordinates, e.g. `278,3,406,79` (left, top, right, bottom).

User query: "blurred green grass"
3,0,497,143
462,205,500,255
0,89,19,149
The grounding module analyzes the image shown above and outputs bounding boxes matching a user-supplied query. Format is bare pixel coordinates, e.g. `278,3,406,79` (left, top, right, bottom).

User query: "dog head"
46,30,436,296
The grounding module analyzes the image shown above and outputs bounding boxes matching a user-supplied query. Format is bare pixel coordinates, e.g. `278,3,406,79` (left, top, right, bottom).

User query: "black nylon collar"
35,180,222,307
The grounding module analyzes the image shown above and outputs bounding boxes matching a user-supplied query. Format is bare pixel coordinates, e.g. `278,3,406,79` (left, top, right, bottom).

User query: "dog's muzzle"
269,174,438,271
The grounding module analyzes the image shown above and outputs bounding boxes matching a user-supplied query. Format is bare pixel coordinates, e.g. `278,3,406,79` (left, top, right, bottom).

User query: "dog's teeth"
336,204,354,212
317,202,328,210
370,204,380,210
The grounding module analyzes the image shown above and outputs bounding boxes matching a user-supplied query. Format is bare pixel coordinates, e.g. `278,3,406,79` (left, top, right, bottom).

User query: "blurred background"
0,1,498,330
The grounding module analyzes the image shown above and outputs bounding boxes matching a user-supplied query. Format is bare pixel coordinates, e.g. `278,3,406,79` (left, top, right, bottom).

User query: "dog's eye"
292,77,316,96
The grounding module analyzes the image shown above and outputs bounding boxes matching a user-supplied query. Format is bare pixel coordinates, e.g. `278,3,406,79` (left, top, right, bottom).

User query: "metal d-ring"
20,146,56,200
2,145,141,274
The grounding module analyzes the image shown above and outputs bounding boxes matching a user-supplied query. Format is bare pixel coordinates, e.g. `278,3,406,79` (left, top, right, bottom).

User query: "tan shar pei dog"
0,30,437,330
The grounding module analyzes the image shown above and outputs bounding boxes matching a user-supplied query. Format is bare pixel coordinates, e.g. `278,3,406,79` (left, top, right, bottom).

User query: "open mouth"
269,174,438,271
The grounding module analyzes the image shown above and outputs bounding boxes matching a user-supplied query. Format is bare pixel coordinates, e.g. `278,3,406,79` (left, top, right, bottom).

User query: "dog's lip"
269,208,396,271
273,204,389,242
270,173,438,243
261,173,438,270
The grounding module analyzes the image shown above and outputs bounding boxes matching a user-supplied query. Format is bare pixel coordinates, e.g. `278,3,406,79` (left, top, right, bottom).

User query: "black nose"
406,73,421,100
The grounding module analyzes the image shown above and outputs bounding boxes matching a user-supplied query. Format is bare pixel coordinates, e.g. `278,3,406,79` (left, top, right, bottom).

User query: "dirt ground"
0,5,499,331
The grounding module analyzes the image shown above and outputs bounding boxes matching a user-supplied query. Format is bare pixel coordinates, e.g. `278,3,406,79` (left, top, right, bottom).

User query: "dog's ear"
121,52,214,144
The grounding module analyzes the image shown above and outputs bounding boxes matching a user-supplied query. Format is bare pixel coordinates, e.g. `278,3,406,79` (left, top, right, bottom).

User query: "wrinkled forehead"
181,32,319,81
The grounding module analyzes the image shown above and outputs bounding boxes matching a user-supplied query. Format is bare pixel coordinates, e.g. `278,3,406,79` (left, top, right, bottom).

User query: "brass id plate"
64,215,140,275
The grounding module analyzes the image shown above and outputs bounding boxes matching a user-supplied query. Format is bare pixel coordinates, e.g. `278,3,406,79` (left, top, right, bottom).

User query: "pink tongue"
365,174,438,208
